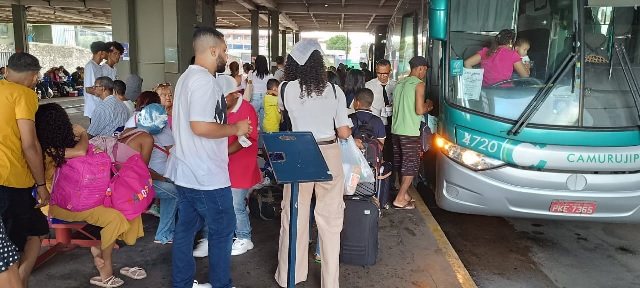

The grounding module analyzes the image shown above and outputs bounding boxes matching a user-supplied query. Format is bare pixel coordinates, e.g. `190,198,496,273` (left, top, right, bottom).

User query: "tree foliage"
325,35,351,53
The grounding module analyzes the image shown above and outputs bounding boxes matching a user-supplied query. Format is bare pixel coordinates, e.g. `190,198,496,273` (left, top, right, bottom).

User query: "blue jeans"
153,180,178,244
172,185,235,288
250,93,265,131
250,93,266,148
232,188,251,240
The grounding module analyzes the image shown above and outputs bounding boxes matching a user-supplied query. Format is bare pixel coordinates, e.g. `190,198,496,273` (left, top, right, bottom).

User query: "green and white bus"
396,0,640,221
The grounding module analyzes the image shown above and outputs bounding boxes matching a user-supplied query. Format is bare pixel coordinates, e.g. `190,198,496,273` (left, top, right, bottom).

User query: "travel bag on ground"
340,195,379,266
354,162,392,209
249,185,283,220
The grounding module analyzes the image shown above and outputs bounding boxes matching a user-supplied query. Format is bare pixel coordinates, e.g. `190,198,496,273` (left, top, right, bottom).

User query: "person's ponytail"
485,29,516,59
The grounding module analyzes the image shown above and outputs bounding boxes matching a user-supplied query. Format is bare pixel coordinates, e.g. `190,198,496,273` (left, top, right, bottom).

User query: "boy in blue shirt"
351,88,386,147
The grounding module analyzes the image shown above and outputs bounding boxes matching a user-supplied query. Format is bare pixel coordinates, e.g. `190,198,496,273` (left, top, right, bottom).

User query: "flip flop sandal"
119,267,147,280
392,202,415,210
90,275,124,288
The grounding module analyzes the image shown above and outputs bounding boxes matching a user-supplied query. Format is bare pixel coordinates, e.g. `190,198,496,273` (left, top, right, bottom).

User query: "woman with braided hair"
274,40,352,288
463,29,530,86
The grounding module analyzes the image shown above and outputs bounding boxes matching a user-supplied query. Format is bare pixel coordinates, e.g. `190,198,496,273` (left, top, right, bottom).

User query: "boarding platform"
31,186,476,288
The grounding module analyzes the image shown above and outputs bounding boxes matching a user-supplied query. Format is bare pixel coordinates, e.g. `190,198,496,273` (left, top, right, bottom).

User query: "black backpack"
248,185,283,220
350,112,383,167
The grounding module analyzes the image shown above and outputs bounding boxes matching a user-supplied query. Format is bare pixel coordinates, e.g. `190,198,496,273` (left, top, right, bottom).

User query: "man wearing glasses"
365,59,396,124
87,76,130,138
365,59,397,180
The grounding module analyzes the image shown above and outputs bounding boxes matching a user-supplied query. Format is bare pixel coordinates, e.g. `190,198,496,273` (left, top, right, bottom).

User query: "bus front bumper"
435,153,640,222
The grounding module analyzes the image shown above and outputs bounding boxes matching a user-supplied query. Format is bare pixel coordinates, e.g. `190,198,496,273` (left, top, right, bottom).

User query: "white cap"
217,75,240,96
290,40,324,65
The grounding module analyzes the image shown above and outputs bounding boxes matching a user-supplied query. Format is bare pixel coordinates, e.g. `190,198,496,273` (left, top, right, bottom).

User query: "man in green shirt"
390,56,433,210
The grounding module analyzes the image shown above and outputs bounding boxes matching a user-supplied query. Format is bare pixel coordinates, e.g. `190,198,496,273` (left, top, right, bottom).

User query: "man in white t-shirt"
101,41,124,80
164,27,250,288
83,41,110,119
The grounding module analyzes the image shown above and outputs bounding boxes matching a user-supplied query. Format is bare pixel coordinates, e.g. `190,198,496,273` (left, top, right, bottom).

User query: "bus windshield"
446,0,640,129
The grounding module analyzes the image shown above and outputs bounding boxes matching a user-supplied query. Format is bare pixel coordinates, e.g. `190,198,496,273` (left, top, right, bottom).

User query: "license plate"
549,200,596,215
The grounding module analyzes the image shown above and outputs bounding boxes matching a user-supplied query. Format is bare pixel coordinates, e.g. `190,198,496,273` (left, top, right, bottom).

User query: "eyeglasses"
155,83,171,89
94,85,104,89
375,72,390,75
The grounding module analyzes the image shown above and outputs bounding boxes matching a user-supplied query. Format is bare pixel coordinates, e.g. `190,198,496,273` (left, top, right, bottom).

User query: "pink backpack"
103,130,156,220
50,144,111,212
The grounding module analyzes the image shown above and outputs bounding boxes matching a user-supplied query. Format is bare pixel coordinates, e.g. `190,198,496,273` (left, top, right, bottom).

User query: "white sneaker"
144,204,160,217
193,280,212,288
231,238,254,256
193,239,208,258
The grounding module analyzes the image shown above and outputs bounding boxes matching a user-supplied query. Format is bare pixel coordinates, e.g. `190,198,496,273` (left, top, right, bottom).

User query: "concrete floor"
31,202,466,288
29,97,472,288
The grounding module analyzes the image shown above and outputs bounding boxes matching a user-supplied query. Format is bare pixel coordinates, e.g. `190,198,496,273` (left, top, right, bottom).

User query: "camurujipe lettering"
566,153,640,164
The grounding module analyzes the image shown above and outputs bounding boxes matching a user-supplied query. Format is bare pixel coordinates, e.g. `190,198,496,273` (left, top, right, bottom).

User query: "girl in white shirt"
247,55,273,131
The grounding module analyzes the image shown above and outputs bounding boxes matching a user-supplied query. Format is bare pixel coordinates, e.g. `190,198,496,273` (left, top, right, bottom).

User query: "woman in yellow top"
35,103,153,288
262,78,282,132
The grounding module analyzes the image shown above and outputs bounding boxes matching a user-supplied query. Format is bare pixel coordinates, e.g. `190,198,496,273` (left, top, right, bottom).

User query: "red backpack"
103,130,155,220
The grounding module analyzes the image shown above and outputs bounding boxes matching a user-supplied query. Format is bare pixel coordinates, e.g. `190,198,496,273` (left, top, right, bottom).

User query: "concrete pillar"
111,0,215,89
111,0,137,79
294,32,300,44
11,4,28,53
270,11,279,63
281,30,287,57
251,10,259,59
374,25,388,65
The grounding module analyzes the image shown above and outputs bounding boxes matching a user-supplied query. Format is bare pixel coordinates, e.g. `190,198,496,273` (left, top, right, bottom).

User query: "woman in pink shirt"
464,29,529,86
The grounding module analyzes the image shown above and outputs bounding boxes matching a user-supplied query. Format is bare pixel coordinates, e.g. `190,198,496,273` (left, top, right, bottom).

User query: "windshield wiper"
508,53,577,136
613,43,640,119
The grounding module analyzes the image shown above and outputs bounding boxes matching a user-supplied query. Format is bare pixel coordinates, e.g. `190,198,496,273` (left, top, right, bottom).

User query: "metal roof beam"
220,1,298,31
279,12,298,31
233,0,257,10
230,10,251,23
366,15,375,29
28,6,109,25
0,0,110,9
273,4,396,15
258,13,285,30
251,0,277,10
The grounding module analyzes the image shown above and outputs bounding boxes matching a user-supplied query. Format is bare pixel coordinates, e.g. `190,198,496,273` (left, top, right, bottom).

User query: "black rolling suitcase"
340,195,379,266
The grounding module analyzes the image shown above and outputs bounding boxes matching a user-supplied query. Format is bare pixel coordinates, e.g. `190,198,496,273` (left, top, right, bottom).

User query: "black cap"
409,56,429,69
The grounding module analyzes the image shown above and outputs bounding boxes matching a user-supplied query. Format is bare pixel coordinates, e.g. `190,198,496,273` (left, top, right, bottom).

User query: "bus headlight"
436,136,505,171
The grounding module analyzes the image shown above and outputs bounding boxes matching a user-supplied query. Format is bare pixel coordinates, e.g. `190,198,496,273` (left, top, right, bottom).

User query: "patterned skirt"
0,219,19,272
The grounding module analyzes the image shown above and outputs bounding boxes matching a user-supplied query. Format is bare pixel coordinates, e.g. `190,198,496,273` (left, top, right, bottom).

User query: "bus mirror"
429,0,448,41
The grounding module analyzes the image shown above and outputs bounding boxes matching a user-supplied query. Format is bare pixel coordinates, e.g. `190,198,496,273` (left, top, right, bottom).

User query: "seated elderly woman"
35,103,153,288
464,29,530,86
